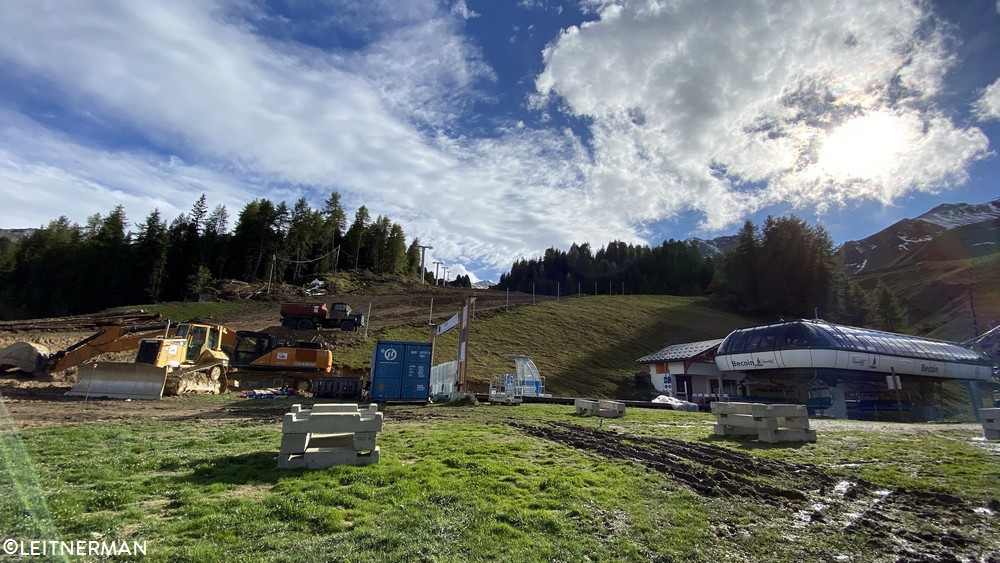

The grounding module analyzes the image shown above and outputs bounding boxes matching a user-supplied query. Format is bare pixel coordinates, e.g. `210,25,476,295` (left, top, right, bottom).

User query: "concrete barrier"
982,408,1000,441
574,398,626,418
278,403,382,469
711,402,816,443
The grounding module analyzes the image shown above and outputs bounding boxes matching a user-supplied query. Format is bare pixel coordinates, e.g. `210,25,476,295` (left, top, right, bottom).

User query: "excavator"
0,321,335,400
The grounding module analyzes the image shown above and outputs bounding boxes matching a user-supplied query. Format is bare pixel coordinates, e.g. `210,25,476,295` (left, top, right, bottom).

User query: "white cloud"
451,0,479,20
535,0,990,230
0,0,992,280
973,78,1000,121
0,111,259,230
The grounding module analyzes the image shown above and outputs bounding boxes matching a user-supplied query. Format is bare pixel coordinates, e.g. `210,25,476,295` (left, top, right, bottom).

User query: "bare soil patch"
516,421,999,562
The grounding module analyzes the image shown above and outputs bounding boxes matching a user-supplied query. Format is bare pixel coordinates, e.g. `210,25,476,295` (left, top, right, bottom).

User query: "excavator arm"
0,322,170,377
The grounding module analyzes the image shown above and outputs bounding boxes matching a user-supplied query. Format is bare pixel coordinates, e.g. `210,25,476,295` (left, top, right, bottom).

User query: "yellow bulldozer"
0,321,335,400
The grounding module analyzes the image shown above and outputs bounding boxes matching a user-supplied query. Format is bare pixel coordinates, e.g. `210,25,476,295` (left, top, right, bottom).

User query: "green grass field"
336,295,755,398
1,400,997,562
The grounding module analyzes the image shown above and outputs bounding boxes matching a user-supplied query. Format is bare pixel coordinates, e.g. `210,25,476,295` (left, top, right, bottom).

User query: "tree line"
495,239,715,297
0,193,431,319
495,215,906,331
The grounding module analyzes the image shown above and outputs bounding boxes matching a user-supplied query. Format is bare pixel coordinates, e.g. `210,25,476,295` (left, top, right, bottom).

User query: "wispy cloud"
0,0,992,277
973,78,1000,121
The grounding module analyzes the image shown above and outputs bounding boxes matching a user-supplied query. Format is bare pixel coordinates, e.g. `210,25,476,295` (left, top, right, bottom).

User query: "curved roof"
717,320,989,365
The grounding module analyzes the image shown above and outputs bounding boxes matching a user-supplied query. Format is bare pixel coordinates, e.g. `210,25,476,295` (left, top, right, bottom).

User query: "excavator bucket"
66,362,168,400
0,342,50,375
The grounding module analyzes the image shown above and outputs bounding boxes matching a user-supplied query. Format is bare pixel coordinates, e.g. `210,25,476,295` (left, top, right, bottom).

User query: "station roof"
717,320,990,365
636,339,724,364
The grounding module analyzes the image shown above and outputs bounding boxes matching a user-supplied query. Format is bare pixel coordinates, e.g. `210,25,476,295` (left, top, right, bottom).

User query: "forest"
1,197,899,329
498,215,900,330
0,193,469,319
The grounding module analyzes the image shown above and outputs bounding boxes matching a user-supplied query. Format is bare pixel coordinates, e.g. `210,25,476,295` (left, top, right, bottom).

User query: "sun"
818,111,909,179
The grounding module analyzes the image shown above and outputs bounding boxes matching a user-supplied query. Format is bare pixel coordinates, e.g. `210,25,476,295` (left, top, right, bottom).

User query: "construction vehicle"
66,322,236,400
1,322,175,377
280,302,365,331
2,321,334,400
227,330,334,391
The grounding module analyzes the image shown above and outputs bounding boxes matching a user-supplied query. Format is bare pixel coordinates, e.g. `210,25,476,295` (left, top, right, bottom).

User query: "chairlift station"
639,319,994,420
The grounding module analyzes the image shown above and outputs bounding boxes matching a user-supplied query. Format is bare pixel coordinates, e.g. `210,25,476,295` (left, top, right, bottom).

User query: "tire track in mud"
514,421,1000,561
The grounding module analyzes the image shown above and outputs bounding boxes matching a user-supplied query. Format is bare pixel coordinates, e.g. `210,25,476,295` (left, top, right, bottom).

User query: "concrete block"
981,419,1000,431
302,446,380,468
575,399,599,415
311,403,364,413
353,432,377,451
984,429,1000,441
982,409,1000,430
597,400,626,418
282,411,383,434
713,424,759,436
306,433,355,450
280,432,311,454
711,402,754,415
776,416,811,430
758,428,817,443
750,404,807,418
290,404,305,414
716,413,778,430
277,453,306,469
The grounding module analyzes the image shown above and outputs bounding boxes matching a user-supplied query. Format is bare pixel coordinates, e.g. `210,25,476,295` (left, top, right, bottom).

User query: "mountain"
686,235,739,257
472,280,495,290
840,199,1000,274
840,198,1000,341
0,228,37,242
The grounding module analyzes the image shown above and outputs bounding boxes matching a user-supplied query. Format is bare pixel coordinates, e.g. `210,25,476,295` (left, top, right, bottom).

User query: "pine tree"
871,280,906,332
190,194,209,234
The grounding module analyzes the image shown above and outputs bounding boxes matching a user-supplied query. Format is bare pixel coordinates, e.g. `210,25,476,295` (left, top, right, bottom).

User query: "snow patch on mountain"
917,199,1000,229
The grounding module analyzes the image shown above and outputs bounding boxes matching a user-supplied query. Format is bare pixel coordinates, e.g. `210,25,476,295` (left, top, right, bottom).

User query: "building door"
675,375,693,402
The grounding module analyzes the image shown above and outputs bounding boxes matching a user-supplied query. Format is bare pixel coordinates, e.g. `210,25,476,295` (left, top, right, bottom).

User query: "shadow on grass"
172,451,285,487
564,299,756,400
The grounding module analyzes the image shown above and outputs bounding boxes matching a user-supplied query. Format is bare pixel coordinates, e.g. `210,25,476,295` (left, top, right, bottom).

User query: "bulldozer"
1,321,335,400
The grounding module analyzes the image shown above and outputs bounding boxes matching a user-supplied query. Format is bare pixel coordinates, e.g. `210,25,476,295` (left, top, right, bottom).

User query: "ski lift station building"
638,320,994,420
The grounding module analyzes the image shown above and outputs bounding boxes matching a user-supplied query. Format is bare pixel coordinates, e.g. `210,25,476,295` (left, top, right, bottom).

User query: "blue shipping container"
370,340,432,402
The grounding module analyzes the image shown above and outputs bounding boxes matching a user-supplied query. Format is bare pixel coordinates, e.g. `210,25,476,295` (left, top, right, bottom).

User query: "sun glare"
818,111,909,179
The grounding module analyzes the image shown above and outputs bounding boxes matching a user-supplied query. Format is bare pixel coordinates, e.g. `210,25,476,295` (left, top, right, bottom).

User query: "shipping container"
370,340,432,402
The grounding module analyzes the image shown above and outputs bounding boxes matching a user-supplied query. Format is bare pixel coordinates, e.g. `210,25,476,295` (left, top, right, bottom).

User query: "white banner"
437,313,460,336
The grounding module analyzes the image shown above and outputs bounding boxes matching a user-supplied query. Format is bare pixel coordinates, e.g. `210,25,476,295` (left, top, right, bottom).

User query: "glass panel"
744,328,767,352
758,325,780,351
728,329,750,354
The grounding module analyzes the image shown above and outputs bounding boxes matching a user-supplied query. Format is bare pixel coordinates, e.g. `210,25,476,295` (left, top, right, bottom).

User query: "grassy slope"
853,252,1000,341
335,295,756,398
1,404,997,562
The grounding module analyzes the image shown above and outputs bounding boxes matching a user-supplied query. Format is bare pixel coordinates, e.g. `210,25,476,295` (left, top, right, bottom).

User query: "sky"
0,0,998,283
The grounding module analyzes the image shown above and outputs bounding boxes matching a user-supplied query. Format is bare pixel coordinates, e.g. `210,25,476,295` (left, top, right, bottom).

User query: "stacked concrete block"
712,402,816,443
983,408,1000,441
575,398,599,415
574,398,626,418
278,403,383,469
597,400,626,418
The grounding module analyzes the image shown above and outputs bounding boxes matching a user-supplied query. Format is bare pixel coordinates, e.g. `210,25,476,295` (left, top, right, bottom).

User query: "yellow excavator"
1,322,334,400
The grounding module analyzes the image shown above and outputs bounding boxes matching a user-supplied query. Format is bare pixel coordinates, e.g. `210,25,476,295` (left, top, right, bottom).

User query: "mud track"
515,421,1000,562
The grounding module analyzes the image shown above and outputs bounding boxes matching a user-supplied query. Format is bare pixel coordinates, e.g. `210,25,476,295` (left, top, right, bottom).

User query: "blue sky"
1,0,998,282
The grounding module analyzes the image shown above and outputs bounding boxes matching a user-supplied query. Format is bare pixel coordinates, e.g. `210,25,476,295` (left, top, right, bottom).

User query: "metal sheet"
66,362,167,400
